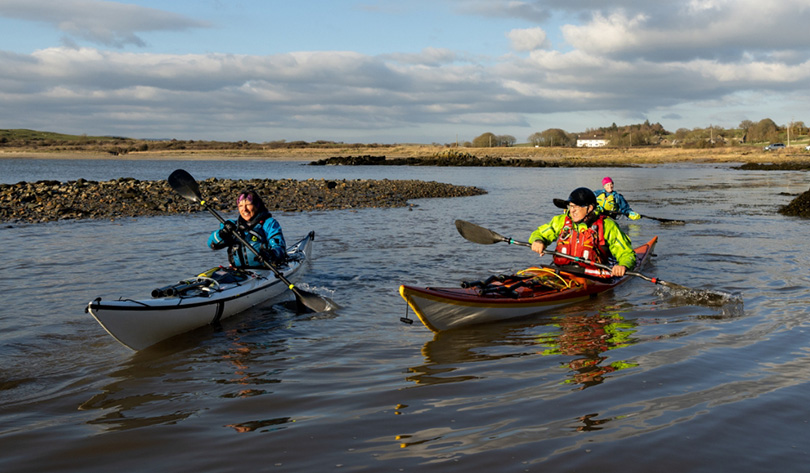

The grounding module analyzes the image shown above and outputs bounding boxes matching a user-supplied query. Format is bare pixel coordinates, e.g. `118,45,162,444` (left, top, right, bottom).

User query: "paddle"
639,214,685,225
605,211,685,225
168,169,336,313
453,219,727,302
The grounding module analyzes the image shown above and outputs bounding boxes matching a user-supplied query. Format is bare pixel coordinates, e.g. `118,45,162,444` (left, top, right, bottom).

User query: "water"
2,158,809,472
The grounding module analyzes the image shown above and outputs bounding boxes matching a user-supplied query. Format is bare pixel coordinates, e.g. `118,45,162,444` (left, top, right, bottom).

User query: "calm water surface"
1,158,809,472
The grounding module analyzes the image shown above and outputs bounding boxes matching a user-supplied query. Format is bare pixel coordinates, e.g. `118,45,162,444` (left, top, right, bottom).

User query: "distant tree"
532,128,571,147
472,132,498,147
751,118,779,143
497,135,516,146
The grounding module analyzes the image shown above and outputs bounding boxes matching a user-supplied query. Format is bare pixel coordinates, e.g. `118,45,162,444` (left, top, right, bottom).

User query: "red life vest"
553,215,610,267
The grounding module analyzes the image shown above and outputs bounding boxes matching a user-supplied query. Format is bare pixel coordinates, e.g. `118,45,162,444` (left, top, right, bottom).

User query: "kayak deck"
86,231,314,350
400,236,657,332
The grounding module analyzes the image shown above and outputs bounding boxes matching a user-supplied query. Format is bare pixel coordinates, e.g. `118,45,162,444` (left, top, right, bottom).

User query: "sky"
1,0,809,144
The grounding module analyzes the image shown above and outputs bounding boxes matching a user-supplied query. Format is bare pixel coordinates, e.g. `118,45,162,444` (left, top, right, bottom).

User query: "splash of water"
653,286,744,309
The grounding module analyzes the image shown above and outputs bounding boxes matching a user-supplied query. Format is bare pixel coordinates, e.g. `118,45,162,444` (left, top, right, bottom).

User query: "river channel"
1,158,808,472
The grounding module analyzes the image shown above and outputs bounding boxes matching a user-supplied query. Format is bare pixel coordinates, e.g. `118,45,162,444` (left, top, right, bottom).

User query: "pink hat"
602,177,613,185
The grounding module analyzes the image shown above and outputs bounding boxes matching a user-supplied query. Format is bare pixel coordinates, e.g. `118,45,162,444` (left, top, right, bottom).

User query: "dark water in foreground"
2,158,810,472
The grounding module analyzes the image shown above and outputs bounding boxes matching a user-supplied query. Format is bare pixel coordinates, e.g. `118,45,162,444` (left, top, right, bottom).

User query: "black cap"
553,187,597,209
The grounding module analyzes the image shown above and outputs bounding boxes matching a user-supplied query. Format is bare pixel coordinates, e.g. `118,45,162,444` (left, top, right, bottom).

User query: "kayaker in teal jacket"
529,187,636,277
593,177,640,220
208,189,287,268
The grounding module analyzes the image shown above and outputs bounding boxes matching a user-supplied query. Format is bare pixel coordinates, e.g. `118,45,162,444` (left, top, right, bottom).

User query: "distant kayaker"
594,177,641,220
529,187,636,277
208,189,287,268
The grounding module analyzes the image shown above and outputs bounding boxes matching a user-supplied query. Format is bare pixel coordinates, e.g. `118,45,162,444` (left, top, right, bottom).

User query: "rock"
779,187,810,218
0,177,487,224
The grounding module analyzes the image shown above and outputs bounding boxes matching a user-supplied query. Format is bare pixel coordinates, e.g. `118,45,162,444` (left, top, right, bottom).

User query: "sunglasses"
237,193,254,204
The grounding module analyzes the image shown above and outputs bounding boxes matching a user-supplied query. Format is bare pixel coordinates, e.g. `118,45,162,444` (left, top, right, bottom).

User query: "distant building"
576,135,608,148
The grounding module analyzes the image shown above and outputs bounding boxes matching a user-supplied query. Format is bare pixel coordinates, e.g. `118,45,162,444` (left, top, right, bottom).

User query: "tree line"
3,117,808,151
468,118,809,148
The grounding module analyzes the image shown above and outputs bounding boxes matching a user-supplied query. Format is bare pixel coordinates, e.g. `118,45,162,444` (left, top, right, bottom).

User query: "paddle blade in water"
655,282,741,307
296,289,340,313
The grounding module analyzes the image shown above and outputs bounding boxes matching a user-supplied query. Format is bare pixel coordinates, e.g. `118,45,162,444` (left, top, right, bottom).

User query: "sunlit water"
2,158,810,472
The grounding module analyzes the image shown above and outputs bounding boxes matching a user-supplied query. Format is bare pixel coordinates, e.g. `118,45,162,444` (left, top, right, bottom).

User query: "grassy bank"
2,144,810,164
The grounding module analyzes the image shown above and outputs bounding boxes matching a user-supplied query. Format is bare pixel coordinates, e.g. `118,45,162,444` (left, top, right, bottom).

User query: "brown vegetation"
3,127,810,165
4,143,810,166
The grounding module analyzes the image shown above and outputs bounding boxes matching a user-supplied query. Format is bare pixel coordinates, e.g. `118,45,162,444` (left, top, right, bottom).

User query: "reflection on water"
536,310,639,390
78,305,298,432
410,308,642,391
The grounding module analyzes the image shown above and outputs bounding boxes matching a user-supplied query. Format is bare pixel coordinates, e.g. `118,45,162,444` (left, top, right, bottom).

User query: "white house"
576,138,608,148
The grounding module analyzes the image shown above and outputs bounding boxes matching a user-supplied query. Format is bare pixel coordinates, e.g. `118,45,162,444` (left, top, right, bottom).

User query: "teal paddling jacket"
594,189,634,216
208,211,286,268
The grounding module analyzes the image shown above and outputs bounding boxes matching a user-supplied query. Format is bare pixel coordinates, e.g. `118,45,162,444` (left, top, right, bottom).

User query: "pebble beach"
0,176,486,224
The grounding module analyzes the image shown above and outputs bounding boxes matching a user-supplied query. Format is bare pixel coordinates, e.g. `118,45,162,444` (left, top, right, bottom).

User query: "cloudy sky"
1,0,809,144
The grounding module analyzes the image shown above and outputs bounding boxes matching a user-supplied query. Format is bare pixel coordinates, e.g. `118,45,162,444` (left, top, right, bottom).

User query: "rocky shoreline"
308,153,637,167
0,177,487,224
778,191,810,218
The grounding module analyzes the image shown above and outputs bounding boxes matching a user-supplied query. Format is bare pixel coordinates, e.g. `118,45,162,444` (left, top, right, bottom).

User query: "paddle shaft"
606,210,683,224
454,219,728,301
202,202,292,282
454,219,676,287
639,214,685,224
495,235,661,283
168,169,333,312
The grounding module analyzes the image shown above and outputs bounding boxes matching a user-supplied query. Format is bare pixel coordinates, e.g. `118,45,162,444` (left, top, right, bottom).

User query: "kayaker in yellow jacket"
529,187,636,277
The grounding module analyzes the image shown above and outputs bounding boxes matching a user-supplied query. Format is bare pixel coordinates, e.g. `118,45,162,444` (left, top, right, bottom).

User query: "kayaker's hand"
219,221,237,242
612,265,627,277
531,241,546,256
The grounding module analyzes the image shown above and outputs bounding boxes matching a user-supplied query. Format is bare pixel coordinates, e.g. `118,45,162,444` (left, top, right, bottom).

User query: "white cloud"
0,0,209,47
507,27,549,52
562,13,646,55
2,0,810,141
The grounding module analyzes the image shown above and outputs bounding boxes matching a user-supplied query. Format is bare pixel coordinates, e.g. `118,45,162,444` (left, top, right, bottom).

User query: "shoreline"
3,147,810,222
2,145,810,164
0,176,487,224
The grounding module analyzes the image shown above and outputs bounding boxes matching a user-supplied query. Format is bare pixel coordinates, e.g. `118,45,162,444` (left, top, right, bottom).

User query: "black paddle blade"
455,219,506,245
294,288,339,313
168,169,202,203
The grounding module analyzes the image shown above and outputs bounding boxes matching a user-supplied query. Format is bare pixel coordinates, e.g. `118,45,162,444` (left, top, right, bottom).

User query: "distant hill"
0,128,131,143
0,129,397,155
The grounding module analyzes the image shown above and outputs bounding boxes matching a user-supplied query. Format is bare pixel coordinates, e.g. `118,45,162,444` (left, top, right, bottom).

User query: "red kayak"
400,236,657,332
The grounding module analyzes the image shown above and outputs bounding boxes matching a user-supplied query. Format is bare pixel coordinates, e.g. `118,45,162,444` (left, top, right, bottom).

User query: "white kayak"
87,231,314,351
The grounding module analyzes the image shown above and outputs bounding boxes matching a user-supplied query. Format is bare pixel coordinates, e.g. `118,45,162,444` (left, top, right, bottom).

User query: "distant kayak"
400,236,657,332
87,231,314,351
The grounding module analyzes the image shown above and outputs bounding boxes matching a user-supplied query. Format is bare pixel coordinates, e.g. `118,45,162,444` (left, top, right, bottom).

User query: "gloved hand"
628,212,641,220
219,221,238,242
